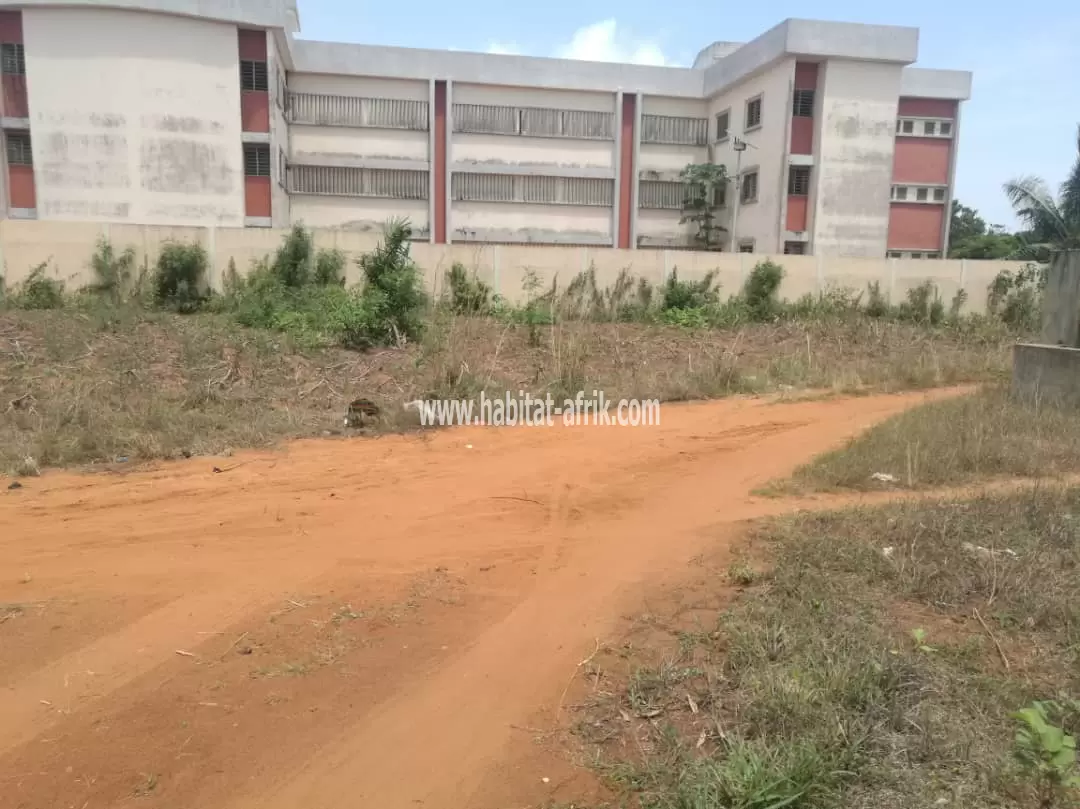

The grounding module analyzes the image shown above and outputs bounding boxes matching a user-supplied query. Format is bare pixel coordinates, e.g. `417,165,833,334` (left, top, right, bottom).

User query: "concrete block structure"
0,0,971,257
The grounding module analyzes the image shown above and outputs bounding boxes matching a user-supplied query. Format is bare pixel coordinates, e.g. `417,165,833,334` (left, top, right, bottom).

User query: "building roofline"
0,0,299,31
900,67,972,100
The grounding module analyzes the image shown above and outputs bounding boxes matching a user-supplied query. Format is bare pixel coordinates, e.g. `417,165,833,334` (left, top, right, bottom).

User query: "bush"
896,280,945,326
86,238,136,304
10,263,65,310
742,259,784,321
355,218,428,346
154,242,208,312
271,224,313,288
313,248,347,287
863,281,890,318
662,269,719,311
988,263,1045,331
446,262,491,315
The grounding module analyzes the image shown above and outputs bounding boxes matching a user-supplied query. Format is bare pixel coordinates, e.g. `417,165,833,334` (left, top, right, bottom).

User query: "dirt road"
0,389,957,809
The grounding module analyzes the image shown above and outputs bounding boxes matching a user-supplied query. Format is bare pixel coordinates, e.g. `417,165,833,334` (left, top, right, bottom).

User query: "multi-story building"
0,0,970,258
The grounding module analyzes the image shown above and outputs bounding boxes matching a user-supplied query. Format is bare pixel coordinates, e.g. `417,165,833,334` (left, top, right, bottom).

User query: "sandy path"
0,389,960,808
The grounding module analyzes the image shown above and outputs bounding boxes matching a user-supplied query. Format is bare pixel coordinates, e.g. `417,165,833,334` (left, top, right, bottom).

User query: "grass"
770,387,1080,493
0,303,1020,475
572,485,1080,809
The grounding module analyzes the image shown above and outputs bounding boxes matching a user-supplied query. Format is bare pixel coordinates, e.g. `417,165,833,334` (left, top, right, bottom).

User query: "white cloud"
486,41,521,55
555,19,670,66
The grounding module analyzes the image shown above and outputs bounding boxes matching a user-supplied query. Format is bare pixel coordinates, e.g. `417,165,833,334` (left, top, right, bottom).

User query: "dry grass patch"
571,486,1080,809
1,305,1018,474
769,387,1080,494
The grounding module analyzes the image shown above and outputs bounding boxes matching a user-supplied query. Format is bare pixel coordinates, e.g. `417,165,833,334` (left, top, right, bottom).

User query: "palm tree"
1003,124,1080,258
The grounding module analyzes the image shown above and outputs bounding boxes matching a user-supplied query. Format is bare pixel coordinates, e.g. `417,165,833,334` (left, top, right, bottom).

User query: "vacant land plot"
1,306,1014,474
0,389,958,809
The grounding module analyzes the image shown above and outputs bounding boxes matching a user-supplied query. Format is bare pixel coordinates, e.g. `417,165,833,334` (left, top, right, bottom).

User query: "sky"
295,0,1080,229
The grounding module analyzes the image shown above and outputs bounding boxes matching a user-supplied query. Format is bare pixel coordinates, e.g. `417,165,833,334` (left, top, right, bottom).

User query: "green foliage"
87,238,137,304
154,242,208,313
313,248,347,287
662,269,720,311
1013,700,1080,807
863,281,890,319
218,219,427,350
445,262,491,315
895,280,946,326
10,263,65,310
660,306,710,329
988,263,1046,331
355,218,428,346
679,162,729,250
742,260,785,320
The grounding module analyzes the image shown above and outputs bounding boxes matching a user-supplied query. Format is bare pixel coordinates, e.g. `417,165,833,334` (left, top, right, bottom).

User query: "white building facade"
0,0,970,257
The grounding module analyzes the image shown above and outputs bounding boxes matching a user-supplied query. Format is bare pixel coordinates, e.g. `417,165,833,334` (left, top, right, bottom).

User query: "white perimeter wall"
22,7,245,226
706,59,793,253
812,59,902,257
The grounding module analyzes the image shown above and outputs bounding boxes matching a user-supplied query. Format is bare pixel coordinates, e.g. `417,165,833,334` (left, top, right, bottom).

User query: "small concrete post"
1041,249,1080,347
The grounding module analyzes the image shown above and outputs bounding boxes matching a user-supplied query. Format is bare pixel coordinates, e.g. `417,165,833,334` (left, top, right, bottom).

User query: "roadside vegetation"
767,387,1080,494
0,218,1042,475
573,485,1080,809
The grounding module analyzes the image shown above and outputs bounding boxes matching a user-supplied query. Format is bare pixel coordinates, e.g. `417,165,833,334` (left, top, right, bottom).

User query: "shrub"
896,280,945,325
313,247,347,286
988,263,1045,331
11,263,65,310
446,262,491,315
154,242,208,312
863,281,891,318
87,238,136,304
662,269,719,311
271,224,313,288
742,259,784,321
355,218,428,346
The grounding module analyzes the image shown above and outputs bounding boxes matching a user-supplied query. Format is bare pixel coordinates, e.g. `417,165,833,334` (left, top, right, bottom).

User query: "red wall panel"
240,92,270,133
786,195,808,232
892,138,951,184
794,62,819,89
244,176,271,218
8,165,35,209
888,203,944,251
0,10,23,42
1,74,28,118
433,80,447,243
897,98,957,118
790,116,813,155
237,29,267,60
617,94,636,249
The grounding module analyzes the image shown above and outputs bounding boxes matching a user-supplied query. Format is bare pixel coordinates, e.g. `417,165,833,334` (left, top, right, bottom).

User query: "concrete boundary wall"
0,220,1033,314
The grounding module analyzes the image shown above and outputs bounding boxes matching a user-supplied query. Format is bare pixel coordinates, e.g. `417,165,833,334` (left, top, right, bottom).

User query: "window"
278,147,287,187
276,67,287,109
1,43,25,75
900,119,914,134
715,109,730,141
916,187,928,201
792,89,814,118
240,59,269,92
892,186,908,201
784,241,806,255
923,121,937,136
939,121,952,136
744,95,762,130
740,170,758,204
714,182,726,208
886,251,902,259
925,252,941,259
6,131,31,165
933,187,946,202
788,166,811,196
738,240,755,253
243,143,271,177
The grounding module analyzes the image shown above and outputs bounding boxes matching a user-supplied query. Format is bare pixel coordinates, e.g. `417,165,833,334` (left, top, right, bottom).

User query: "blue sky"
296,0,1080,228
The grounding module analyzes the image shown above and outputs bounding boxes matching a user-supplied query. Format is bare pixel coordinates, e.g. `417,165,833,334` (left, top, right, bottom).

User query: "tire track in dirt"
0,388,968,809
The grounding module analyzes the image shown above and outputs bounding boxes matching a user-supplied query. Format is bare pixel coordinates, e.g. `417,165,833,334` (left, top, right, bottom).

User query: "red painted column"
0,11,28,119
238,29,269,133
617,94,636,249
433,80,448,244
